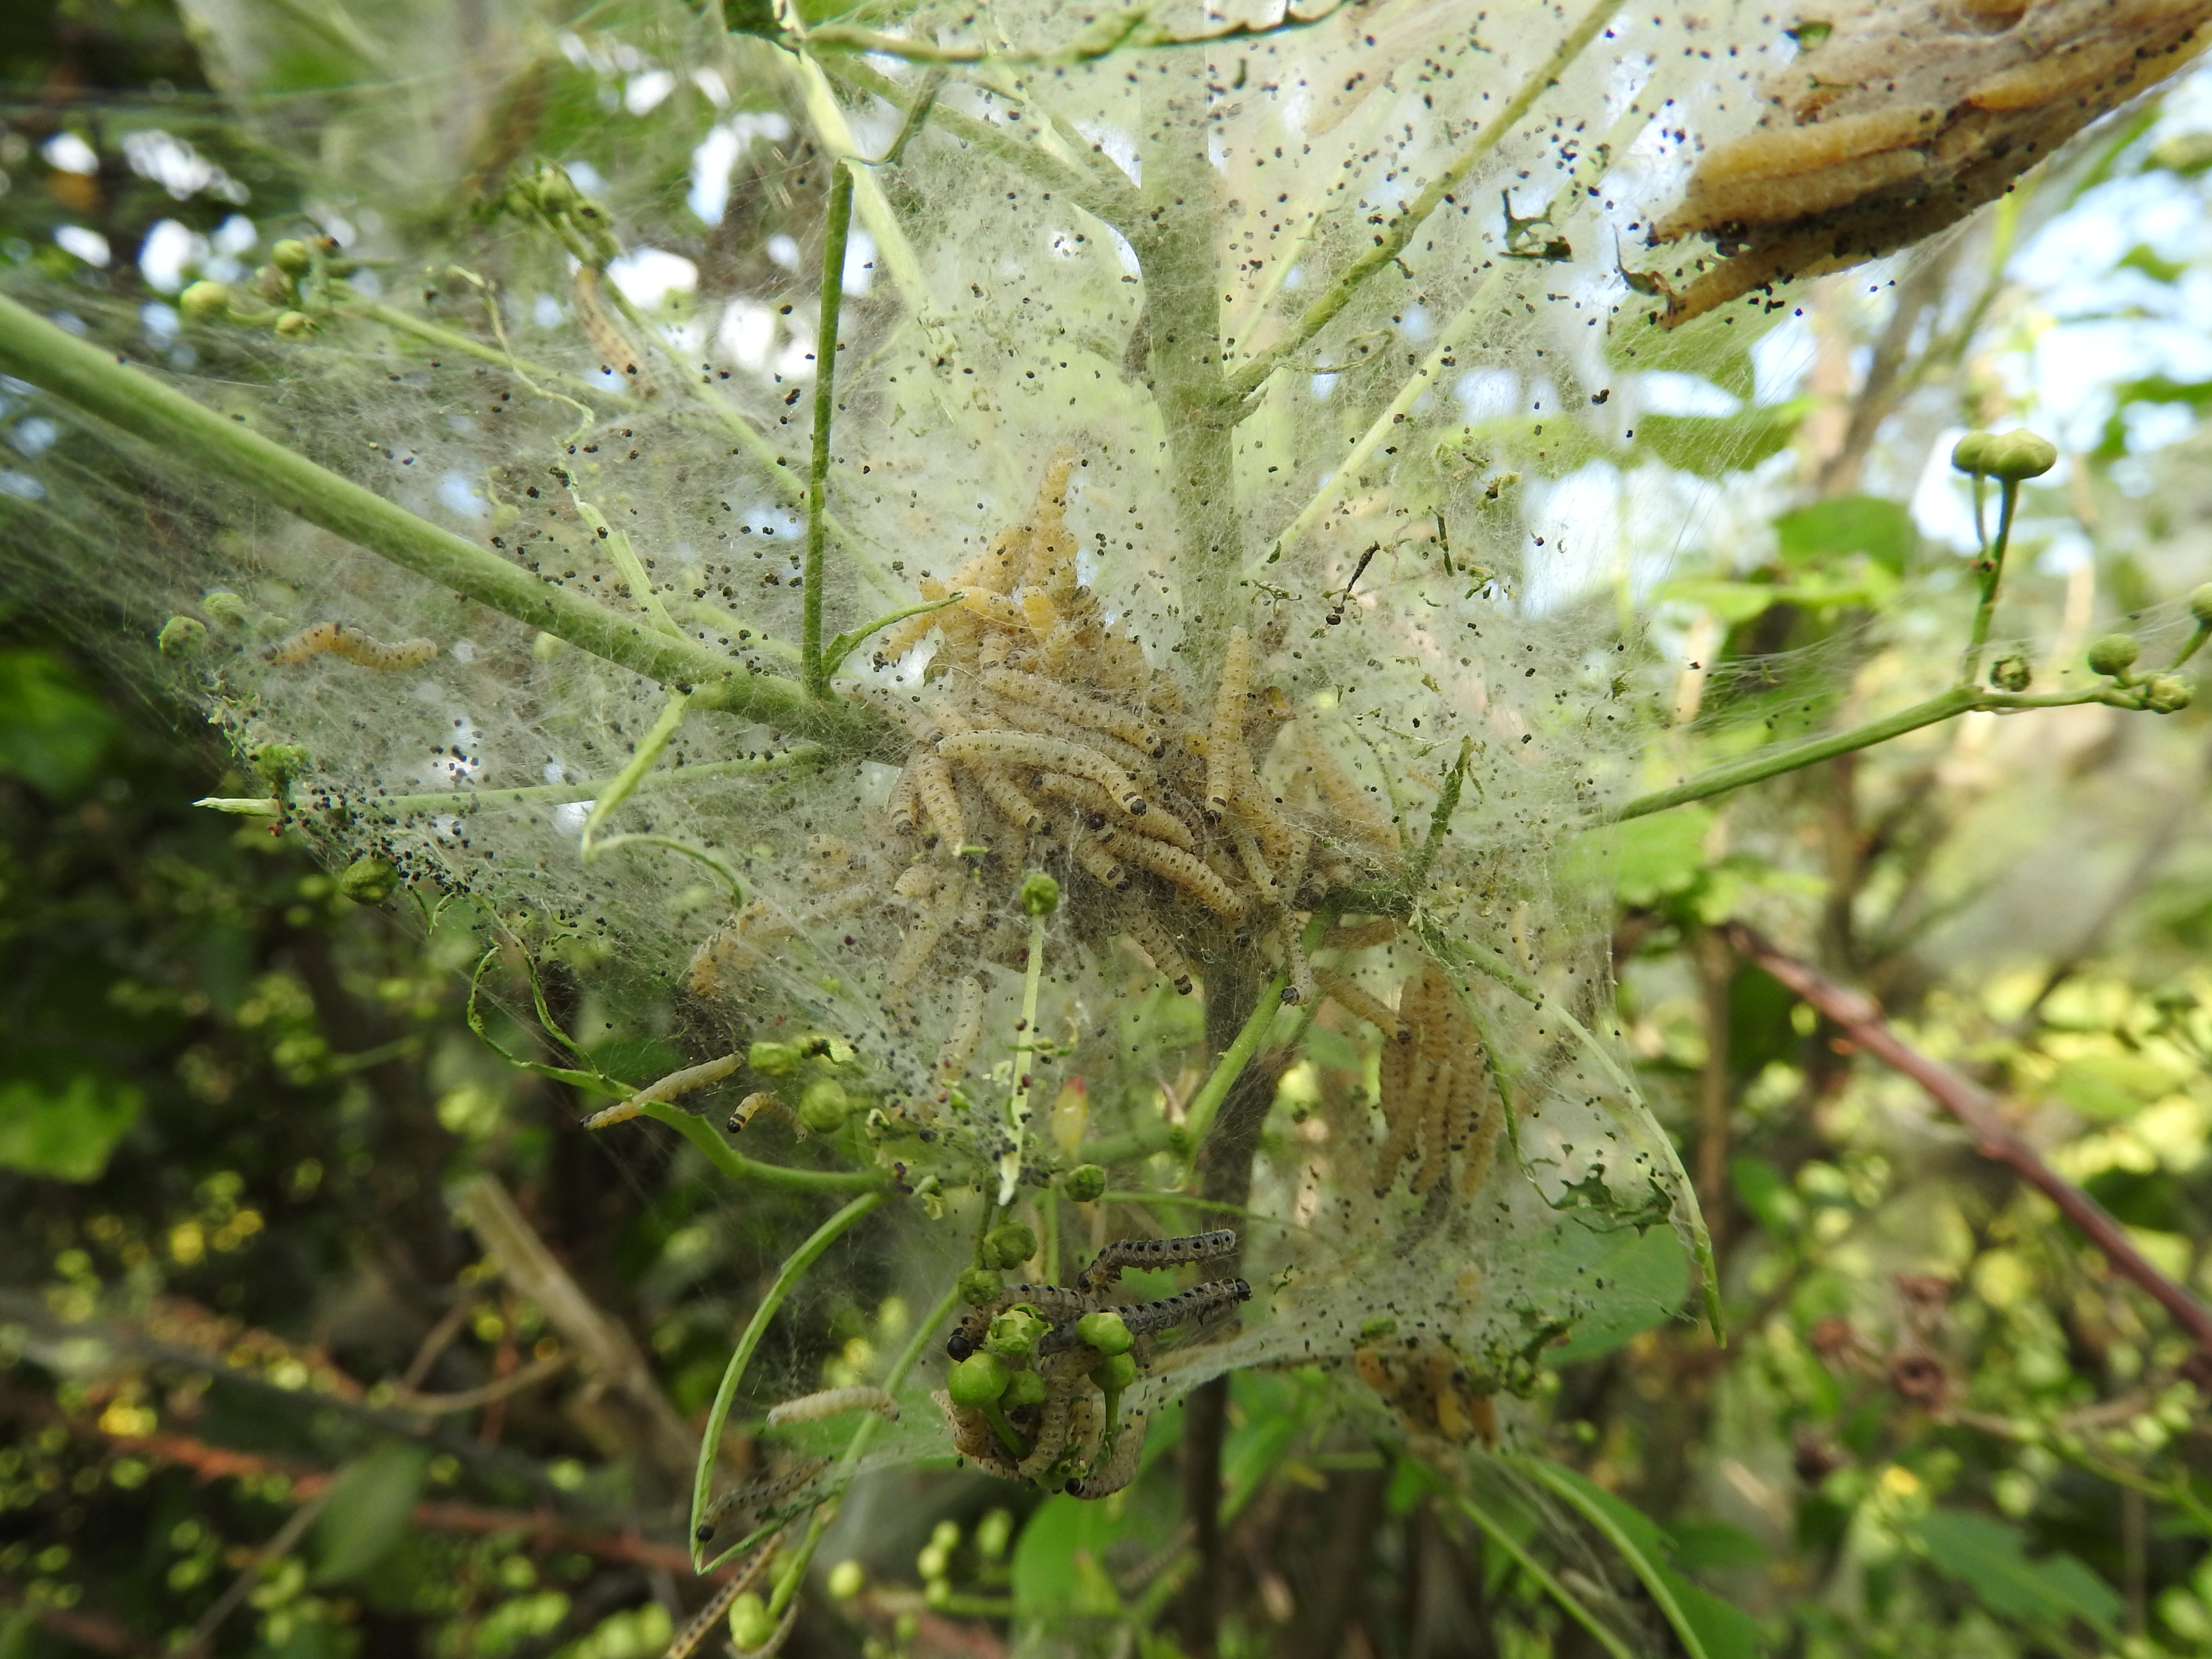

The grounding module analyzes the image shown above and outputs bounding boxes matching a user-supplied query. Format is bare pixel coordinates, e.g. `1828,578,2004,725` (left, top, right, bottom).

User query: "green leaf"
0,649,116,798
1730,1156,1802,1238
1545,1226,1691,1364
1773,495,1914,574
1012,1494,1128,1619
2052,1049,2184,1120
1563,807,1712,908
1669,1519,1769,1571
1514,1459,1767,1659
1634,401,1805,477
0,1072,143,1182
311,1442,430,1586
1913,1509,2120,1637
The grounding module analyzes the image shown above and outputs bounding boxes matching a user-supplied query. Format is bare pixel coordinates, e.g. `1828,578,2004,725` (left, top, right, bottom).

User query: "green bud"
1949,432,1996,476
2191,584,2212,627
1003,1368,1046,1407
2087,634,2140,678
251,264,294,304
200,589,251,628
956,1267,1002,1306
1074,1310,1134,1357
1089,1352,1138,1392
1989,654,2032,693
826,1560,863,1600
974,1509,1013,1561
947,1349,1010,1407
1018,871,1061,918
273,310,314,338
338,856,400,905
178,280,231,321
2144,673,2193,713
270,239,314,276
748,1039,802,1076
157,615,208,657
728,1591,776,1651
1063,1163,1107,1203
536,166,580,213
798,1077,850,1134
1984,429,2058,481
984,1222,1037,1269
985,1305,1047,1361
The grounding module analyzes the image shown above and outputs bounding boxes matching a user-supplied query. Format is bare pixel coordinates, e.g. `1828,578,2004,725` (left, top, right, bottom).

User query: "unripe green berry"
728,1591,776,1651
1003,1368,1046,1407
1984,429,2058,481
1949,432,1996,475
827,1560,863,1600
1063,1163,1107,1203
2087,634,2140,677
1074,1310,1134,1357
956,1267,1002,1306
338,856,400,905
984,1305,1047,1360
798,1077,850,1134
157,615,207,656
947,1349,1010,1407
748,1039,801,1076
984,1222,1036,1269
1089,1352,1138,1392
178,280,231,321
201,589,250,627
270,239,313,276
536,167,580,212
252,264,293,303
1019,870,1061,918
2188,584,2212,627
2144,673,2193,712
273,310,313,338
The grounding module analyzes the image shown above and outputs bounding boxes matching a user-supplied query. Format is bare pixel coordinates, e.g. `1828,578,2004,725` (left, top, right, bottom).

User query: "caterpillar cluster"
1353,1334,1499,1447
1649,0,2212,324
688,457,1409,1056
1370,959,1503,1199
938,1229,1249,1499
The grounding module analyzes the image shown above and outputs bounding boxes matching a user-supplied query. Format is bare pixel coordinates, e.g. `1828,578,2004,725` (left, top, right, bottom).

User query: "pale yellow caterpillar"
938,976,986,1078
1019,456,1079,594
887,765,922,837
571,264,656,394
263,623,437,671
961,589,1032,635
1409,1047,1455,1196
1228,820,1279,900
579,1052,741,1130
1123,910,1195,995
937,732,1144,816
1294,721,1401,862
725,1092,783,1133
1323,918,1403,952
981,668,1166,758
1069,824,1131,891
1278,920,1316,1008
1034,772,1197,853
907,749,968,848
764,1384,900,1427
1203,626,1252,821
1100,828,1248,919
972,767,1046,834
1318,970,1410,1045
982,697,1157,775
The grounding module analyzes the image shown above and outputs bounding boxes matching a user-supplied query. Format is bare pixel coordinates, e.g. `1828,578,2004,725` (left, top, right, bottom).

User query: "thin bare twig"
1724,925,2212,1353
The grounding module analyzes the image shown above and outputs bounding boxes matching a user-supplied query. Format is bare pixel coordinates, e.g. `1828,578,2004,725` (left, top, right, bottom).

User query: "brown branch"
387,1350,572,1414
1725,924,2212,1353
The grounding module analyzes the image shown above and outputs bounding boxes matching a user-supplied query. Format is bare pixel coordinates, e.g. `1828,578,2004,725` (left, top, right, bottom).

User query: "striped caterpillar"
764,1384,900,1426
579,1053,741,1130
263,623,437,671
694,1455,833,1542
663,1546,773,1659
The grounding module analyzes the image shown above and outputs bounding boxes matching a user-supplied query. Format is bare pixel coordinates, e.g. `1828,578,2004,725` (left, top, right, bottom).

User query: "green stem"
761,1281,963,1607
1450,1492,1638,1659
580,690,690,853
1610,685,2133,822
1223,0,1616,403
639,1103,887,1194
691,1192,887,1566
1182,971,1289,1154
0,292,892,753
333,299,640,411
999,909,1050,1207
1959,478,2020,685
1408,738,1472,892
805,162,855,700
2169,621,2212,670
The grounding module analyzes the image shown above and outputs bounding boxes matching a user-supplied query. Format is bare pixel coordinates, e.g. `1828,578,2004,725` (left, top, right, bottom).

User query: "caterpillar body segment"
664,1548,772,1659
1409,1049,1455,1195
1034,772,1196,852
580,1052,742,1130
1278,919,1317,1008
726,1091,781,1133
961,589,1032,636
1064,1406,1146,1498
938,732,1144,816
887,764,922,837
1113,1277,1252,1339
1203,626,1253,821
982,668,1166,759
1076,1229,1238,1293
1069,825,1131,891
1323,918,1403,952
981,697,1158,777
570,264,656,393
938,976,986,1080
1122,911,1195,995
1098,830,1247,919
1293,720,1402,864
1014,1374,1079,1482
694,1455,833,1541
973,766,1046,835
1229,820,1279,900
264,622,438,670
1318,970,1409,1044
903,749,965,849
765,1384,900,1427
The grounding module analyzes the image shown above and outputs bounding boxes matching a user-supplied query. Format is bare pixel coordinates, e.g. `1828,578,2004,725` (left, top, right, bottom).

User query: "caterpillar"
1076,1229,1238,1293
1203,626,1252,821
263,623,437,671
1112,1277,1252,1338
579,1053,742,1130
1064,1405,1147,1499
1323,918,1403,952
1122,911,1195,996
887,765,922,837
981,668,1166,759
1278,919,1316,1009
938,976,986,1080
907,749,968,849
1034,772,1196,853
972,767,1046,835
938,732,1145,816
1097,829,1247,919
1317,970,1411,1044
694,1455,833,1541
764,1384,900,1427
725,1092,783,1134
571,264,656,393
664,1547,772,1659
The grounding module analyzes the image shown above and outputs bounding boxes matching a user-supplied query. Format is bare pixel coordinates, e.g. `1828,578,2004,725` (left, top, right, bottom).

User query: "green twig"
1450,1492,1638,1659
691,1193,888,1567
805,162,856,700
580,690,691,854
1182,972,1290,1155
332,299,641,410
1408,738,1473,892
1610,685,2135,821
1510,1457,1723,1659
1223,0,1616,403
791,0,1347,69
1960,478,2020,686
637,1103,888,1195
0,293,893,753
998,903,1051,1207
